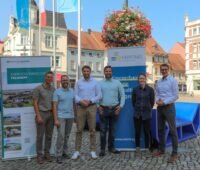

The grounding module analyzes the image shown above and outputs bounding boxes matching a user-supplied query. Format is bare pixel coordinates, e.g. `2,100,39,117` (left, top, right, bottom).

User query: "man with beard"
53,75,76,163
98,65,125,156
72,65,102,160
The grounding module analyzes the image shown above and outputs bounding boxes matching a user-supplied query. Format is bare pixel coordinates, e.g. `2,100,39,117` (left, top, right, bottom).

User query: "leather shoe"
99,151,105,157
153,150,165,157
37,156,44,164
44,154,52,162
109,148,120,154
56,157,63,164
168,154,178,163
62,153,70,159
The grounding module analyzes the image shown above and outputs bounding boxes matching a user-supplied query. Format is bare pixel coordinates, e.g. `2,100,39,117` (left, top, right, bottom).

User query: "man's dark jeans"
99,106,118,151
157,103,178,155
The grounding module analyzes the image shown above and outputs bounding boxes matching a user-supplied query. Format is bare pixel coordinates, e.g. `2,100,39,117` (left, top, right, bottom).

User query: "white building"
185,16,200,95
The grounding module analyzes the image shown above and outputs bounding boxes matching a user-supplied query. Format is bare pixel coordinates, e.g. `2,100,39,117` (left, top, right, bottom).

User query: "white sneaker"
90,151,98,159
71,151,80,160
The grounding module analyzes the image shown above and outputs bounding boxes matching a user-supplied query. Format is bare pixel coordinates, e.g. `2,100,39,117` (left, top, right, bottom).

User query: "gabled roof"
145,37,166,56
168,53,185,71
169,42,185,59
67,30,106,50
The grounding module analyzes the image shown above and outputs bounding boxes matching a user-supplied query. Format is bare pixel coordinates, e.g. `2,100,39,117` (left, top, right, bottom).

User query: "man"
33,71,55,164
154,64,179,163
53,75,76,164
98,65,125,156
72,65,102,159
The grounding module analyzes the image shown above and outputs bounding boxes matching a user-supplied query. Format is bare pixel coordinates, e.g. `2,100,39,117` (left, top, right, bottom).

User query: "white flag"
39,0,45,13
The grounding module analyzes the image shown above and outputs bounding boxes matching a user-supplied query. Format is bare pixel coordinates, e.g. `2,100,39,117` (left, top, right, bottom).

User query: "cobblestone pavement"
1,95,200,170
1,124,200,170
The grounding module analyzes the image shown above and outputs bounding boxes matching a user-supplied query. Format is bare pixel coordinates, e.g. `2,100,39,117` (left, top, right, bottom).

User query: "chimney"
88,28,92,34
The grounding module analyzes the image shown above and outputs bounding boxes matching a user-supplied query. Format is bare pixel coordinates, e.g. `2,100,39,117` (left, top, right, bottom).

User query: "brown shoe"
168,154,178,163
44,154,52,162
153,150,165,157
37,156,44,164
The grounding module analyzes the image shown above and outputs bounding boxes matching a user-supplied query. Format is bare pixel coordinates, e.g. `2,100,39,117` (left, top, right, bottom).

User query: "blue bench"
151,102,200,146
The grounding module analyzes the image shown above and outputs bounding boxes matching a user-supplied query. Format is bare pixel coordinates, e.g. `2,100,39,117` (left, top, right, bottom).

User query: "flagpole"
76,0,81,81
53,0,56,87
39,0,41,56
29,0,32,56
38,0,42,56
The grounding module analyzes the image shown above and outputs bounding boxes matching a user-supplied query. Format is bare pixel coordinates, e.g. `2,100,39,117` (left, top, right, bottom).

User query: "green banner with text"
7,67,50,84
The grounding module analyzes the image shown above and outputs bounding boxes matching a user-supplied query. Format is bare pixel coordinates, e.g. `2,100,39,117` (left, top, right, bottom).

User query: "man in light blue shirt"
53,75,76,164
154,64,179,163
98,65,125,156
72,65,102,160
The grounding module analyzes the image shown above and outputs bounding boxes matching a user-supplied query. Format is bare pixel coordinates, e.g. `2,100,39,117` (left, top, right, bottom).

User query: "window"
32,33,35,45
21,34,28,45
70,60,76,71
88,62,93,71
193,28,197,36
45,34,57,48
96,62,101,72
153,56,158,62
155,68,158,75
198,44,200,58
193,80,200,90
193,44,197,58
159,56,163,63
199,27,200,35
179,73,182,80
193,60,197,69
163,57,168,63
51,56,61,67
71,50,75,55
81,61,86,67
97,53,100,58
81,52,85,56
172,73,175,77
89,52,93,57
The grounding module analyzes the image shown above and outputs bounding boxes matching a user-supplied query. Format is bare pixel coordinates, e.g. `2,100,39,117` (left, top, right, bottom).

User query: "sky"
0,0,199,52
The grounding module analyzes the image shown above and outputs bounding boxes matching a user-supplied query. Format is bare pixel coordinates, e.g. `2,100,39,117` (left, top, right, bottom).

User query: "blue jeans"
99,106,118,151
157,104,178,155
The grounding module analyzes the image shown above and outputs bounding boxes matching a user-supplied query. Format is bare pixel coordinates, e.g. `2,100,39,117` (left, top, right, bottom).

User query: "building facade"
3,0,67,86
67,29,106,87
145,37,168,87
185,16,200,95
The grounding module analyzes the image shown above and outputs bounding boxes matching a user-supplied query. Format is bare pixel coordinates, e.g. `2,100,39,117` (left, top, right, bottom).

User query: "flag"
57,0,78,13
39,0,46,26
16,0,29,29
39,0,45,13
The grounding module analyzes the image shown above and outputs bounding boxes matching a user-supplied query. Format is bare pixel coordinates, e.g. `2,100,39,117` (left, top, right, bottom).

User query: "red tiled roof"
170,42,185,59
145,37,166,56
178,42,185,48
168,53,185,71
67,30,106,51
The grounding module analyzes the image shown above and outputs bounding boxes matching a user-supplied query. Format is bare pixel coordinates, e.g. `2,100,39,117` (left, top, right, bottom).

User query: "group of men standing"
33,65,125,164
33,63,179,164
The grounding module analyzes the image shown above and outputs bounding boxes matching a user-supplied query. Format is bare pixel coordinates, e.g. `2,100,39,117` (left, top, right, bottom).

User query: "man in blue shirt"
72,65,102,160
154,64,179,163
98,65,125,156
53,75,76,164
